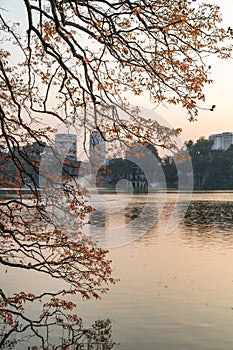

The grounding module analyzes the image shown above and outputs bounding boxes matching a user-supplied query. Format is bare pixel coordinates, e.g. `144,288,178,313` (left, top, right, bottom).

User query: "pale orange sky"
133,52,233,143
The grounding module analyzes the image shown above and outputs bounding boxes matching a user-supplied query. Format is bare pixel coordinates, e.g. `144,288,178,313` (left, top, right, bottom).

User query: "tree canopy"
1,0,232,147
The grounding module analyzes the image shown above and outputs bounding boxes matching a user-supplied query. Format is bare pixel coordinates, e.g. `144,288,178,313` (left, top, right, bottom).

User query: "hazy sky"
2,0,233,144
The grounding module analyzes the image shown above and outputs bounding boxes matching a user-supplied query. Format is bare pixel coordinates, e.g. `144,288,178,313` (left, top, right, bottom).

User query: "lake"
2,191,233,349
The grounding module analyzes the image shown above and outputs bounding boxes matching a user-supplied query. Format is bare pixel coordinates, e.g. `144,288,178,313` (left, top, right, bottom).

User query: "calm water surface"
3,191,233,349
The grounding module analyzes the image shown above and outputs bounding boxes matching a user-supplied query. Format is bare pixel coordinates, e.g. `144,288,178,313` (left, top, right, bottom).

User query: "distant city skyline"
54,128,233,163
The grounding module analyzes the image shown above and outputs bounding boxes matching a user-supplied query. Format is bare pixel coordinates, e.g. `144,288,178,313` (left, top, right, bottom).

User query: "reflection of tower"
55,133,77,159
90,130,106,165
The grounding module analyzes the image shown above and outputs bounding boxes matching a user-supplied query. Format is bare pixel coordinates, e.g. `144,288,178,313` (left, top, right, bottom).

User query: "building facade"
55,133,77,159
209,132,233,151
90,130,106,165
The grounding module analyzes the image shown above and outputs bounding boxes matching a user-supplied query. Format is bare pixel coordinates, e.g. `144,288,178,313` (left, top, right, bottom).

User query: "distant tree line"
185,138,233,190
99,138,233,190
1,138,233,190
162,138,233,190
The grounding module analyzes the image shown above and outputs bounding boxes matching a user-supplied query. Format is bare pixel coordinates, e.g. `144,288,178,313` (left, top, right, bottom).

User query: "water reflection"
181,200,233,248
0,317,116,350
87,194,161,248
87,193,233,250
184,201,233,230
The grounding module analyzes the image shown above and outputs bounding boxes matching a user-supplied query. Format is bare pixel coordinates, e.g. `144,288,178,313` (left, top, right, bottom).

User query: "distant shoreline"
1,187,233,199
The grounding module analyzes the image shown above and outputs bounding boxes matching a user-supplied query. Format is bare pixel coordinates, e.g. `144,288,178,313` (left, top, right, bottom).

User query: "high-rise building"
90,130,106,165
222,132,233,150
209,132,233,151
55,133,77,159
